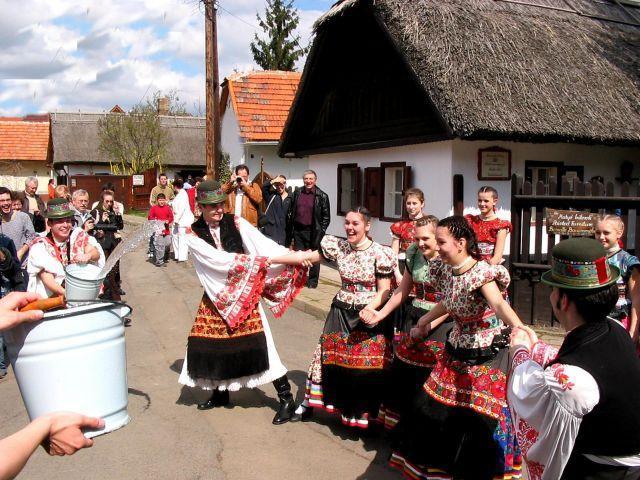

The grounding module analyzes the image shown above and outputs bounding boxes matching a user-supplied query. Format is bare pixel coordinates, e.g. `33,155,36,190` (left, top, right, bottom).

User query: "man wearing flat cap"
178,180,299,425
508,237,640,479
261,175,291,246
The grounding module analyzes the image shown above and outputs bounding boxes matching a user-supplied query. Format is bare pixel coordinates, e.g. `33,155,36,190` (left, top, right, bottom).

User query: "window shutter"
402,165,412,219
364,167,382,218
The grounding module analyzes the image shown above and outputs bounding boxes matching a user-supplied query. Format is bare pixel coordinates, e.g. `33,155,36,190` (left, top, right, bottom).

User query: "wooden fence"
509,174,640,325
69,168,157,211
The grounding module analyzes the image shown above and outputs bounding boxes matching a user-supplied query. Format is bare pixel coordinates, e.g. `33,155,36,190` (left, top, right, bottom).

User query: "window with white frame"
383,165,405,219
337,164,360,215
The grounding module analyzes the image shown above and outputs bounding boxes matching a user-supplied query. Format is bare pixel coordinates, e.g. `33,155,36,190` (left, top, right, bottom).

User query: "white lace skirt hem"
178,304,287,392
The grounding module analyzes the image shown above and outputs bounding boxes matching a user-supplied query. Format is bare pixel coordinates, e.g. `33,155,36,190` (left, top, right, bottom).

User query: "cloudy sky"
0,0,331,116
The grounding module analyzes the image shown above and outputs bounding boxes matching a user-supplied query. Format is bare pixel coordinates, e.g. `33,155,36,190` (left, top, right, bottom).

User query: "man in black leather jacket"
286,170,330,288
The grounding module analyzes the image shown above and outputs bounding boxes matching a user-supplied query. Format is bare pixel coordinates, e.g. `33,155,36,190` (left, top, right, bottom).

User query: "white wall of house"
221,107,245,167
452,139,640,217
0,161,51,195
452,140,640,254
245,144,308,186
308,141,453,244
308,139,640,250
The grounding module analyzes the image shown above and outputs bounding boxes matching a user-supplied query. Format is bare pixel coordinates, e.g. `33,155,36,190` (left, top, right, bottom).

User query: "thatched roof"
282,0,640,152
50,112,206,167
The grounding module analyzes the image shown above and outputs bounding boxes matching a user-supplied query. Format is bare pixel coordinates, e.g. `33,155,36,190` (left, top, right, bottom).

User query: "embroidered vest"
553,320,640,456
191,214,243,254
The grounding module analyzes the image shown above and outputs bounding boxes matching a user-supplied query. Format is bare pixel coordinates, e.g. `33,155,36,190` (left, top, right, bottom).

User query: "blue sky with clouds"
0,0,332,116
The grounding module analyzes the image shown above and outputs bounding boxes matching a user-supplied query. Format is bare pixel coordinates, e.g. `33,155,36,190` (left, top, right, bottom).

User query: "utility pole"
204,0,221,179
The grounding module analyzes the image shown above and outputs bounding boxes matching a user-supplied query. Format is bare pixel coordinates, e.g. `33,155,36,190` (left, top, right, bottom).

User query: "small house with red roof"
221,70,307,184
0,115,52,194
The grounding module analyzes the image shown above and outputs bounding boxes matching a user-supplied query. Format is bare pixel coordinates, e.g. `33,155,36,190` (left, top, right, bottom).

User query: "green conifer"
250,0,307,71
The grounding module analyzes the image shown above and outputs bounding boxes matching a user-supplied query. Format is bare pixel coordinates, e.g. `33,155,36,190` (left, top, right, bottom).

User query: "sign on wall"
478,146,511,180
132,175,145,186
546,208,598,236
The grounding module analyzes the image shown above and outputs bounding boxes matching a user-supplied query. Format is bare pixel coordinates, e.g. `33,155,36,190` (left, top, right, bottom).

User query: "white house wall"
245,144,308,186
0,161,50,195
308,142,453,244
452,140,640,254
221,106,244,167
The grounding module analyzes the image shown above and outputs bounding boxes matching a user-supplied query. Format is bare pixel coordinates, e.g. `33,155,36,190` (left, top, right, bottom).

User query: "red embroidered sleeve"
511,347,531,370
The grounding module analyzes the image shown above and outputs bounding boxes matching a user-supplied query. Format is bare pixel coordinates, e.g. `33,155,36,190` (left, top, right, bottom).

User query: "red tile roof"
0,116,50,162
224,71,301,142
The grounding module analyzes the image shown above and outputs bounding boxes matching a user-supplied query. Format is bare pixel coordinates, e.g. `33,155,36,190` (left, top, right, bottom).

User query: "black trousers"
293,227,320,288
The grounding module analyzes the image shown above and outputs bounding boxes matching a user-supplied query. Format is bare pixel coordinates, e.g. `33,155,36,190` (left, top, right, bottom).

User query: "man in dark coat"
261,175,292,246
286,170,330,288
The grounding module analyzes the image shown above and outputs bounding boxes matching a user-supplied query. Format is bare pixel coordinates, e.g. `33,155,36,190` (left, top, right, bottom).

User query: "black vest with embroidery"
552,319,640,456
190,214,243,254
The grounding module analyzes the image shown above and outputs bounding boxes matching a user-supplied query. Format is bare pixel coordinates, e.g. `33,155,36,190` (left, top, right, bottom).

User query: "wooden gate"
509,174,640,325
69,167,157,212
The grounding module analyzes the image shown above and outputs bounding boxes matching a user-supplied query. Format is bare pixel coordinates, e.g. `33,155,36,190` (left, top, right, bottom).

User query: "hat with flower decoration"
44,198,75,219
541,237,619,290
196,180,227,205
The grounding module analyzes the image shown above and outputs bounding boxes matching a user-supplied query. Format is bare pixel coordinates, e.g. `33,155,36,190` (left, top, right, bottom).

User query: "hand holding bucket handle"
0,292,45,331
39,412,105,456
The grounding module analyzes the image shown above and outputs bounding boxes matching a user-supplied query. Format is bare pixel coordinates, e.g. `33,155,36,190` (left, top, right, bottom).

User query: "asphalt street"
0,246,396,479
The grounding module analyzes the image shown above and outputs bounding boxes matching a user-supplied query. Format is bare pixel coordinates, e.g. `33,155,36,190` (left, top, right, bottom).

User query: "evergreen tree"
250,0,307,71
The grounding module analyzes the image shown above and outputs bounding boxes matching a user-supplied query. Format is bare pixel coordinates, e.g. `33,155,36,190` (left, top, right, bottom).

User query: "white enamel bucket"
4,301,132,438
65,264,106,305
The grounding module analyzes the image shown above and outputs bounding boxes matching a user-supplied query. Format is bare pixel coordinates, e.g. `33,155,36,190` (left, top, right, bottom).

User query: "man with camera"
89,190,123,300
221,164,262,227
71,190,94,233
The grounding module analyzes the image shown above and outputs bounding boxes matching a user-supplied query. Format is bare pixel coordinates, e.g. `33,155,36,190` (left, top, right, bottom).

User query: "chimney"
157,96,170,116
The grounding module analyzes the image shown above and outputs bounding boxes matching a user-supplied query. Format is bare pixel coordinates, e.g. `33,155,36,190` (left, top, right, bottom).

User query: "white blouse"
508,340,640,479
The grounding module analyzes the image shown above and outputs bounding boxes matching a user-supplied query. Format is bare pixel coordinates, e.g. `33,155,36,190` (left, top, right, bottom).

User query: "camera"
236,177,243,184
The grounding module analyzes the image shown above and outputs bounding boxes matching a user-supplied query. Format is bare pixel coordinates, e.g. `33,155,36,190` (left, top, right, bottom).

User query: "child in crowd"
595,214,640,343
465,186,511,265
148,193,173,267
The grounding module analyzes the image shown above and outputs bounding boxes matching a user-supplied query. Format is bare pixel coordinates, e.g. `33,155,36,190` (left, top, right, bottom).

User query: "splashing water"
100,220,165,277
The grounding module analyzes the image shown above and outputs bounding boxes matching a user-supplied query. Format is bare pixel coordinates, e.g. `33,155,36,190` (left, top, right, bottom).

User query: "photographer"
89,190,123,300
221,164,262,227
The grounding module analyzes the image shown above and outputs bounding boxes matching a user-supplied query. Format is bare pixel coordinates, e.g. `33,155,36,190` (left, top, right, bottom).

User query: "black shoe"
272,375,295,425
123,318,132,327
306,282,318,289
197,390,230,410
117,288,126,296
290,405,313,423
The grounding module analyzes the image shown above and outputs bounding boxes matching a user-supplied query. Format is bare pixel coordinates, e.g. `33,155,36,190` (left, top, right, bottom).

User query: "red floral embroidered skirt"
389,327,522,480
186,294,269,382
306,302,393,424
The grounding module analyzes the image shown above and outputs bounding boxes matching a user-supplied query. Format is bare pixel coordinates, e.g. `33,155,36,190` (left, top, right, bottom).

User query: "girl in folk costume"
178,181,308,425
390,188,425,279
271,207,396,429
465,186,512,265
390,216,523,480
595,214,640,342
390,188,426,332
360,215,451,430
27,198,103,297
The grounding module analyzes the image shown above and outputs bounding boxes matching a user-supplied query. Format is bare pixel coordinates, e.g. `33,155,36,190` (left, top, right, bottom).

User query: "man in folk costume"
27,198,104,297
508,237,640,480
178,180,307,425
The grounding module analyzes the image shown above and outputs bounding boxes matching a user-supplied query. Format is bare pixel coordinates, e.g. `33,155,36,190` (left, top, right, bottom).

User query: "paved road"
0,246,395,479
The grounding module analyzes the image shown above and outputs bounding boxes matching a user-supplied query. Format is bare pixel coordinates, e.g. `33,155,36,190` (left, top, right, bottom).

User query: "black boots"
272,375,295,425
197,389,230,410
290,405,313,423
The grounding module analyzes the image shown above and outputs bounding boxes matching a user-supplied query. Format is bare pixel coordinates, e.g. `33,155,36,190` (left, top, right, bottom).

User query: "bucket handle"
44,300,133,324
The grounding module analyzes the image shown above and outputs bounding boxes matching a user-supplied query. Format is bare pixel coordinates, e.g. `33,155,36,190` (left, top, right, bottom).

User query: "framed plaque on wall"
477,146,511,181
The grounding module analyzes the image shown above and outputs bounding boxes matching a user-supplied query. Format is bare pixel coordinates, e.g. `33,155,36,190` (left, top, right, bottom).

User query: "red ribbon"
595,257,609,284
